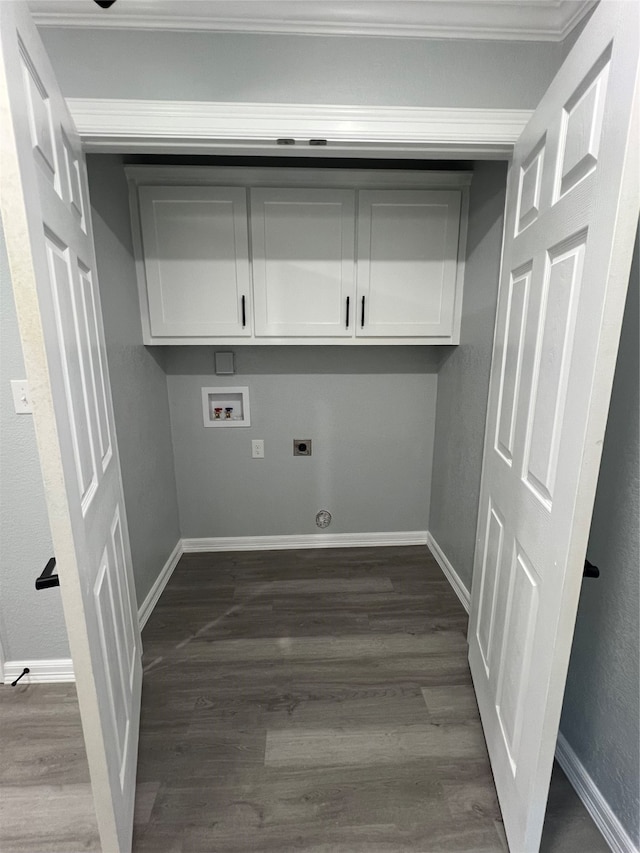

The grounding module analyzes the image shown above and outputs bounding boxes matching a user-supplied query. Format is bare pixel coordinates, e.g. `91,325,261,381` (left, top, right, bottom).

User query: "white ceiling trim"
67,99,532,157
31,1,596,42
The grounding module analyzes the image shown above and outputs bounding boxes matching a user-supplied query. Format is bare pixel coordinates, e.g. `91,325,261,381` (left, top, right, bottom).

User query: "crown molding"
67,99,532,156
30,1,596,42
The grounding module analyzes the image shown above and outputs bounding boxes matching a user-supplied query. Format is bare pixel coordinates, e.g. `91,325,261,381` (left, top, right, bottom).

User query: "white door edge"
467,2,639,849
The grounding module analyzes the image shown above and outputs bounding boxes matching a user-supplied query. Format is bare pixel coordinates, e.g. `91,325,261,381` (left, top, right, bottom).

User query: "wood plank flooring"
0,546,610,852
133,546,607,853
0,682,100,852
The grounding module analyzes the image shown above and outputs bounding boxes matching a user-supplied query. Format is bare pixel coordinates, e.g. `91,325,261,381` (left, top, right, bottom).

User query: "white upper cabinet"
356,190,462,338
139,185,252,338
130,169,469,344
250,188,355,337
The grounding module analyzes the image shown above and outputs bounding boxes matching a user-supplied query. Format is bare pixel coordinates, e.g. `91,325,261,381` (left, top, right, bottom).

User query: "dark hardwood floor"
133,546,608,853
0,546,609,852
0,682,99,852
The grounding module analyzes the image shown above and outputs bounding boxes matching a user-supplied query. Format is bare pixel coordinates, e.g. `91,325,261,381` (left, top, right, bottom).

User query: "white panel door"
251,187,355,337
356,189,461,337
139,185,251,338
468,4,639,852
0,4,141,851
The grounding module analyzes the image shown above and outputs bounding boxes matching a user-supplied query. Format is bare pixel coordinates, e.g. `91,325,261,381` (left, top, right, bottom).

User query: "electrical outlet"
293,439,312,456
251,439,265,459
10,380,32,414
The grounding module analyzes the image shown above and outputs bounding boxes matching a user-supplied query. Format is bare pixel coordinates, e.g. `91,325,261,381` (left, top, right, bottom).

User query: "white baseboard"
2,540,184,685
182,531,428,553
426,531,471,613
556,732,638,853
137,539,183,630
3,659,75,685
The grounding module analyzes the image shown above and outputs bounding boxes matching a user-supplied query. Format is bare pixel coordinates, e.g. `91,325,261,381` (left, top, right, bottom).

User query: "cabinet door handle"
346,296,350,329
241,295,246,328
361,295,366,328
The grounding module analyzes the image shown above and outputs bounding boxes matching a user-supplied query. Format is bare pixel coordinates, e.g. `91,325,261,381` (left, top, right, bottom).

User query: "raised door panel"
251,188,355,337
356,190,461,338
1,4,142,848
139,186,251,338
468,4,639,851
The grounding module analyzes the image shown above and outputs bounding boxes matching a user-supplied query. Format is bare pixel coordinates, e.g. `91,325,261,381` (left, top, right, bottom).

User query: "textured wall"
87,155,181,607
165,347,439,538
560,228,640,844
39,28,560,109
428,161,507,590
0,220,70,662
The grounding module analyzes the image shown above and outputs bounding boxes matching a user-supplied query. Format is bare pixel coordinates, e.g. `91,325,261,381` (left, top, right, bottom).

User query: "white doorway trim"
68,99,531,158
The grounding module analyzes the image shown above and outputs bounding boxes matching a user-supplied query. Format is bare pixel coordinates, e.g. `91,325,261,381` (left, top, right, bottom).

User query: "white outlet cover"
10,380,32,413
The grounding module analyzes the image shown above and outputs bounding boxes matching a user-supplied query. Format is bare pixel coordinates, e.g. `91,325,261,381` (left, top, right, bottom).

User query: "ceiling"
28,0,596,41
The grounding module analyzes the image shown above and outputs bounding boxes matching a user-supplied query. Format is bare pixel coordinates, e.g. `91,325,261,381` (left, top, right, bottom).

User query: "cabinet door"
357,190,461,338
251,188,355,337
139,186,251,338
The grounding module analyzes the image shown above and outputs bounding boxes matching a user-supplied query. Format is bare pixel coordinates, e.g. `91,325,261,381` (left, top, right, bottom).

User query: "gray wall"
0,220,70,662
39,28,560,109
87,155,181,606
560,228,639,844
428,161,508,590
165,347,440,538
